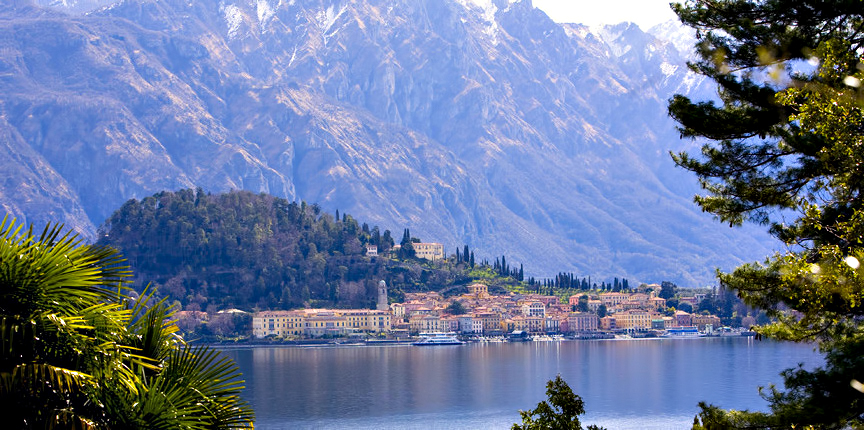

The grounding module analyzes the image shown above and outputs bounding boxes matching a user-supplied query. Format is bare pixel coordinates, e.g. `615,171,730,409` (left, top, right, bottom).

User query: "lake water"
223,337,822,429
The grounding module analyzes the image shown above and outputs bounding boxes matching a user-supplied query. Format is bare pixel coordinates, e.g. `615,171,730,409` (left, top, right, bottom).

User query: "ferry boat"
662,326,704,338
412,332,464,346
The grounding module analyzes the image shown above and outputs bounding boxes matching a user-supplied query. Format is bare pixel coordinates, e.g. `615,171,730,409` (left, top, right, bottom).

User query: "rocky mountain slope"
0,0,774,284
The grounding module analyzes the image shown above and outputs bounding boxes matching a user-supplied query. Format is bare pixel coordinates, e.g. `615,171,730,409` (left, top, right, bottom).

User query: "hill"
99,189,481,310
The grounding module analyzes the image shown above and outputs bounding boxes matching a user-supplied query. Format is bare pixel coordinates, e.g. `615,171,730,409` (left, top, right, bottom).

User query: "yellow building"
409,315,448,333
473,311,501,334
600,292,629,308
252,310,306,338
414,242,445,261
526,316,545,333
467,283,489,298
253,308,392,338
341,309,392,332
304,313,349,337
612,310,653,330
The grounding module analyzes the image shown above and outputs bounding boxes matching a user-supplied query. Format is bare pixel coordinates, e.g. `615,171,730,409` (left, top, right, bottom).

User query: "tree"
512,375,605,430
698,293,718,315
398,228,415,259
446,300,467,315
596,304,608,318
0,217,254,429
658,281,677,300
668,1,864,428
577,295,589,313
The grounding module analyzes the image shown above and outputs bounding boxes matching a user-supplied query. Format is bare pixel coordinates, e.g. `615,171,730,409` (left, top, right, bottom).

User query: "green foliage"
669,0,864,428
0,216,253,429
99,189,464,310
512,375,605,430
446,300,467,315
596,304,607,318
577,295,589,313
659,281,677,300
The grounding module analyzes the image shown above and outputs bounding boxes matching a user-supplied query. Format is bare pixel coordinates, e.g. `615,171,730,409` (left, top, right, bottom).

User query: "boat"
412,332,464,346
662,326,704,338
507,330,531,342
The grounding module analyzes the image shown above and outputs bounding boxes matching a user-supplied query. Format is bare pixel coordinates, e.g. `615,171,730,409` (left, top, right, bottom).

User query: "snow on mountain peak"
221,3,244,39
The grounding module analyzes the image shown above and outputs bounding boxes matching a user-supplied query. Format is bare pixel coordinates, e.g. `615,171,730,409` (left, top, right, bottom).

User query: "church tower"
377,280,388,311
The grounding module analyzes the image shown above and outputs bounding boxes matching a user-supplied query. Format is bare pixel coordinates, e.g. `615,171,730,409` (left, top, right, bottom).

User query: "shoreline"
204,333,757,349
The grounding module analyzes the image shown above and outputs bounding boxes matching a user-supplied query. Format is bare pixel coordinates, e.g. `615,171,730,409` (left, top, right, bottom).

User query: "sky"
532,0,678,29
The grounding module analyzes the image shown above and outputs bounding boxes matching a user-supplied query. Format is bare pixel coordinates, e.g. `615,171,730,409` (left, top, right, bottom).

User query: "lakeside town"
169,242,758,343
177,280,755,343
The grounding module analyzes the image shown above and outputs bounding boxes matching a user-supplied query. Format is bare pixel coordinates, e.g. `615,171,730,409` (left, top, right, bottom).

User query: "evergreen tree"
659,281,677,300
670,1,864,428
512,375,606,430
597,304,607,319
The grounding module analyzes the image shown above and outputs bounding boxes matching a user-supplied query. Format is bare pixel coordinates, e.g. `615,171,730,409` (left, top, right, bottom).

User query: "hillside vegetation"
98,189,643,312
99,189,487,311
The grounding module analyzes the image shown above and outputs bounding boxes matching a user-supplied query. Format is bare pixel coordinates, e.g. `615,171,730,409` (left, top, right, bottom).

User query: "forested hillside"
99,189,644,312
98,189,477,311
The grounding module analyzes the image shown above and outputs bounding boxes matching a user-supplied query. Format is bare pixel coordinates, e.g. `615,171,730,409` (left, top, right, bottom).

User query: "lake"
223,337,822,429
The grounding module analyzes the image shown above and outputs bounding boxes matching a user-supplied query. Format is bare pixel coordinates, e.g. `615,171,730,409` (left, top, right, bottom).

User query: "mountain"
0,0,774,285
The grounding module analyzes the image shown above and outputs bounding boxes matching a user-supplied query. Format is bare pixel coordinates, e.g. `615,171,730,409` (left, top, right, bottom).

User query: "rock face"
1,0,773,284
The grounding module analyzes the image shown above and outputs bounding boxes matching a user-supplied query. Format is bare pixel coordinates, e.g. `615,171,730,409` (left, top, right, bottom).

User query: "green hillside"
98,189,490,311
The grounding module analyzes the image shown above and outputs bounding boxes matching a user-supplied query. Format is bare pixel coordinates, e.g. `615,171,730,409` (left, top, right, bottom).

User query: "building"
692,314,722,331
377,280,389,311
567,312,599,332
458,316,483,334
253,308,391,338
613,310,653,330
252,310,306,338
341,309,392,332
544,317,560,333
674,310,693,327
414,242,445,261
649,297,667,310
365,245,378,256
521,301,546,317
568,294,587,307
304,313,350,337
600,316,617,331
410,314,447,333
467,283,489,298
600,292,629,308
473,311,502,334
526,316,545,333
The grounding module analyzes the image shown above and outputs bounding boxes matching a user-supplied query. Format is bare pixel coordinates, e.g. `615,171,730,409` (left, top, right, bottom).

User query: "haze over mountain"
0,0,774,285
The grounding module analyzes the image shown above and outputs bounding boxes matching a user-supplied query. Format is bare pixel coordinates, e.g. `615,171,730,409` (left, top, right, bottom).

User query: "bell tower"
377,280,388,311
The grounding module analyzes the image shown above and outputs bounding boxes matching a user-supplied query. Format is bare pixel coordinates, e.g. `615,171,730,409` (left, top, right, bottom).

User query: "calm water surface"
223,337,822,429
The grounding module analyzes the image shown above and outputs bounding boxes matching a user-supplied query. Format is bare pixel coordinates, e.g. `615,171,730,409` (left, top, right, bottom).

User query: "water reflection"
224,337,821,429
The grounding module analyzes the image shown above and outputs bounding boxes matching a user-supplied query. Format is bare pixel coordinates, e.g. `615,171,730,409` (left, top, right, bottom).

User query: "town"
244,282,749,341
166,240,754,342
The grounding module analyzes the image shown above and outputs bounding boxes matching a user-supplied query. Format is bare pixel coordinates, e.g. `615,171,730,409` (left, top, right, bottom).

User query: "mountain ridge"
1,0,774,285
